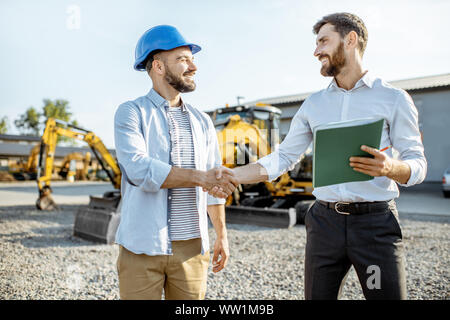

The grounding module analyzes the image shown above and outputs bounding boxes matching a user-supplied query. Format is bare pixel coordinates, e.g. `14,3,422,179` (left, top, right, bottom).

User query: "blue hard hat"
133,25,201,71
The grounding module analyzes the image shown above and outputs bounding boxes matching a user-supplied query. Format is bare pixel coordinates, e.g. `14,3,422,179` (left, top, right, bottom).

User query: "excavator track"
225,205,297,228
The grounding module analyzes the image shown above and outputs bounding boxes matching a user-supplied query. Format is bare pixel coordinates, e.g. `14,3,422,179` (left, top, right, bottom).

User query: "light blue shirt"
114,88,225,256
258,72,427,202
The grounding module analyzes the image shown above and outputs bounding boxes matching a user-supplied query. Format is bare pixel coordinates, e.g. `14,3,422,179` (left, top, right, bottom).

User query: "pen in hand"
379,145,392,152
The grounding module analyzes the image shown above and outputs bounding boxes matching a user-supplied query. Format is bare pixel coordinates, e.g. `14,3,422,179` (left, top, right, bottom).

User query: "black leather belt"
317,200,391,215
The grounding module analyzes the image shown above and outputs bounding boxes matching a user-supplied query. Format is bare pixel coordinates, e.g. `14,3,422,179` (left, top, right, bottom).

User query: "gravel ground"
0,205,448,300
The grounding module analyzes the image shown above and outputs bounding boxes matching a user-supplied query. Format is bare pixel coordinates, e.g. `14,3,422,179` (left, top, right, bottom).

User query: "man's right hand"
206,163,269,198
200,167,238,199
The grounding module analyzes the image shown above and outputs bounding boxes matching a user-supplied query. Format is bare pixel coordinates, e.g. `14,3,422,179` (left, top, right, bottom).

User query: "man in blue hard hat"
114,25,236,300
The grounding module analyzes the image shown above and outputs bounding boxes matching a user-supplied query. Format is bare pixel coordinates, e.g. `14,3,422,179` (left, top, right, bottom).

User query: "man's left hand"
349,145,394,177
212,236,229,273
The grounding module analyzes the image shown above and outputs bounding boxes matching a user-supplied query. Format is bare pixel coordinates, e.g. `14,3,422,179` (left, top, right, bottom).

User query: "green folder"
313,118,384,188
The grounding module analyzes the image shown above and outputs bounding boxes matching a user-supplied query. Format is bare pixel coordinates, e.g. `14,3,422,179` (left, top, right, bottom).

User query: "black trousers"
304,200,407,300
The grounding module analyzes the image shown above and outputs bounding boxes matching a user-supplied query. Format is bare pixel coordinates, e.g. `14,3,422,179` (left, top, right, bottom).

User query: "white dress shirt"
258,72,427,202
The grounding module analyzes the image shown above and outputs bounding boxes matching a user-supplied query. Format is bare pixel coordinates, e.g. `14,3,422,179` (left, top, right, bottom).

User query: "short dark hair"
313,12,368,56
144,50,164,73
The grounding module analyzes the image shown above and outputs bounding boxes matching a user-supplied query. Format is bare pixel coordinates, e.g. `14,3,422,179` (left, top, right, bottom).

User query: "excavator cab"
209,103,314,227
212,105,281,167
213,104,281,147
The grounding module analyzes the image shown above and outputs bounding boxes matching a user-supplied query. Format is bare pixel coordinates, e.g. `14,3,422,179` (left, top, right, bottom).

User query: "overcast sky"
1,0,449,148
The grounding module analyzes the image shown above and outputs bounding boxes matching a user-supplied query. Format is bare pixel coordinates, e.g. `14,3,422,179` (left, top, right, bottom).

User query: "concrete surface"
0,181,448,219
0,181,113,207
396,183,450,221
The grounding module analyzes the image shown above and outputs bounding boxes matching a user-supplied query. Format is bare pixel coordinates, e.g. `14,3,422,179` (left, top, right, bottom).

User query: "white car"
443,166,450,198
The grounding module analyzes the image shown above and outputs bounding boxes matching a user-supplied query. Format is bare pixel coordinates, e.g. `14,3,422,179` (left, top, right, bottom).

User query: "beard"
320,42,346,77
164,64,196,93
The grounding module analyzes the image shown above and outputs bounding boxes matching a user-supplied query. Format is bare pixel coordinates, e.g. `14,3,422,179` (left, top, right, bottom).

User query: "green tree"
14,107,41,135
42,99,72,122
0,116,9,134
14,99,79,145
41,99,79,145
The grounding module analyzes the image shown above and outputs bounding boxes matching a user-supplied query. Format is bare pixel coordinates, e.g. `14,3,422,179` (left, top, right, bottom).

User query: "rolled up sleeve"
390,90,427,187
257,103,313,181
205,117,226,205
114,102,172,192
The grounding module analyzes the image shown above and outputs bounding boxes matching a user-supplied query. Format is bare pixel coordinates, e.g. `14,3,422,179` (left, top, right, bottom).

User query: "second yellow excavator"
209,103,315,227
58,151,91,182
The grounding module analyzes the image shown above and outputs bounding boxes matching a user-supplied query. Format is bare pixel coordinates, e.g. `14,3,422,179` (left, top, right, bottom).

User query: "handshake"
199,167,239,199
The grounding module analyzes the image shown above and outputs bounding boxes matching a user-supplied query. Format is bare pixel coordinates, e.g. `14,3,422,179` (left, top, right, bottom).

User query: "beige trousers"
117,238,210,300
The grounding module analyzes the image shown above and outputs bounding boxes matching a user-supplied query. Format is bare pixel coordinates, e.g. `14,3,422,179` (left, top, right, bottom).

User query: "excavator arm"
36,118,121,210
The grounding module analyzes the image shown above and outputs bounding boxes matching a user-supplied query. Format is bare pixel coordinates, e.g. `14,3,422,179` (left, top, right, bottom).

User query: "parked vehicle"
442,166,450,198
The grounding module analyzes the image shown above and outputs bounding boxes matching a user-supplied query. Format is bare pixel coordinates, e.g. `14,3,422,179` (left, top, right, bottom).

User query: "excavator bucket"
36,187,59,211
225,205,297,228
73,191,121,244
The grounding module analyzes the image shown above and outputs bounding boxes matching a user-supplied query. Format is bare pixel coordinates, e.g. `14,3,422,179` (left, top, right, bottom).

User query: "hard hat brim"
134,43,201,71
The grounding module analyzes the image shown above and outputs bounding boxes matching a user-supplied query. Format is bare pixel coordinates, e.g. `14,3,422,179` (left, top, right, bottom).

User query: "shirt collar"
360,71,374,88
327,70,373,91
168,101,188,112
147,88,188,112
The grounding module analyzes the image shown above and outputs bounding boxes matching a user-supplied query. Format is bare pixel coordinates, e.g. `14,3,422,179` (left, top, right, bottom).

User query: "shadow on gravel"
399,212,450,223
19,233,103,248
0,183,112,196
0,205,78,227
224,223,276,232
0,204,108,248
0,231,28,238
0,204,82,217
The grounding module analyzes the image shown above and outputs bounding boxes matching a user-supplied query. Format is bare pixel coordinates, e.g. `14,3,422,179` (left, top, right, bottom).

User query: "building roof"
0,134,41,142
0,142,116,158
246,92,314,106
0,134,116,159
245,73,450,106
388,73,450,91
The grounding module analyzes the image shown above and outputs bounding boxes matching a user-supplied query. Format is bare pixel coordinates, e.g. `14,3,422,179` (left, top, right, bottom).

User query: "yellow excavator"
11,144,91,182
36,117,122,243
209,103,315,227
26,143,40,175
58,151,91,182
8,143,41,181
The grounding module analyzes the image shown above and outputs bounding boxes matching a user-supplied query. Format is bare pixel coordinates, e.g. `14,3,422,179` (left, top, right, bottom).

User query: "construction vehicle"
8,143,40,181
9,144,90,182
36,117,122,243
209,104,315,227
26,143,40,175
58,151,91,182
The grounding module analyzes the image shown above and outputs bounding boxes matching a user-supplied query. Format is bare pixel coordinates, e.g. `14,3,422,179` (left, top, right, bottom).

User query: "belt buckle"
335,202,351,215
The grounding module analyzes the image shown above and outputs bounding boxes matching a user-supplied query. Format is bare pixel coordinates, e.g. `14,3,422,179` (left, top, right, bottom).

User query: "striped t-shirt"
165,105,201,241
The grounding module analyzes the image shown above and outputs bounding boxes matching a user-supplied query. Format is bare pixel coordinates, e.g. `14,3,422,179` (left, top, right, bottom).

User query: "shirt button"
168,196,172,200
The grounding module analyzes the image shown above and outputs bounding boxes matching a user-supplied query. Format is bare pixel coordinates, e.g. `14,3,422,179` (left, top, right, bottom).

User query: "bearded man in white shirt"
211,12,426,299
